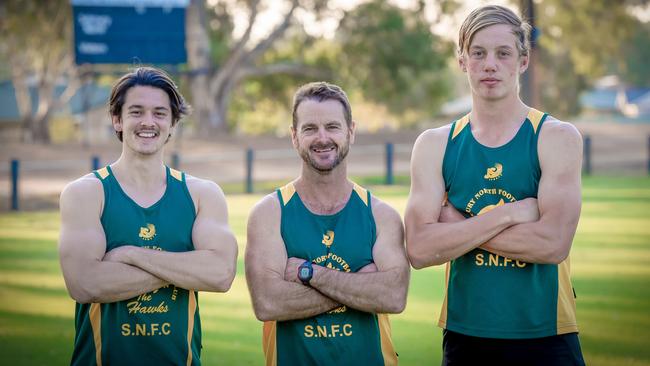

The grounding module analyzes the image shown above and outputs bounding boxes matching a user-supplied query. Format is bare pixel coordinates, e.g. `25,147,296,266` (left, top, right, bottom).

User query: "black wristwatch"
297,260,313,285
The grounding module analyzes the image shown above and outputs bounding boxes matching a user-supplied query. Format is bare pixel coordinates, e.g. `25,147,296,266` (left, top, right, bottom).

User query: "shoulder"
538,117,583,169
371,196,402,226
414,124,452,147
60,173,103,215
185,174,225,201
61,173,102,202
539,116,582,146
247,193,281,231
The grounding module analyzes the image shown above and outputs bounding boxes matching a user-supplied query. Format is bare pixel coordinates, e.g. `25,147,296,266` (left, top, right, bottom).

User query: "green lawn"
0,176,648,365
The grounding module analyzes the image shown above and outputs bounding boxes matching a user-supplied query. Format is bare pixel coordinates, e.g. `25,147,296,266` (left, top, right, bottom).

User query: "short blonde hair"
458,5,532,58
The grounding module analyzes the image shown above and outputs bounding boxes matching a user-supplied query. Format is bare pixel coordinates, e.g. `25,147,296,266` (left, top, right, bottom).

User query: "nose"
483,52,497,72
140,111,156,127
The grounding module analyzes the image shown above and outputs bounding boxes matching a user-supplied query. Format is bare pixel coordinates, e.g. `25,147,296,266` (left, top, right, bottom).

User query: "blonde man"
405,5,585,365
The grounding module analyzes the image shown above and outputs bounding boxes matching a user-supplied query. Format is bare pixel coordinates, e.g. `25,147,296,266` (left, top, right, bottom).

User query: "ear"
458,55,467,73
349,120,356,144
291,126,298,149
518,54,530,74
112,115,122,133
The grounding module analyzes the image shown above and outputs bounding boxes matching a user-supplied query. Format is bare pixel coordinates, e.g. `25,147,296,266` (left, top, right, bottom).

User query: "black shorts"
442,330,585,366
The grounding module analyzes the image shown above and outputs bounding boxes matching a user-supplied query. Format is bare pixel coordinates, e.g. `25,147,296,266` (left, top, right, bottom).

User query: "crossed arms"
58,175,238,304
405,118,582,268
245,194,410,322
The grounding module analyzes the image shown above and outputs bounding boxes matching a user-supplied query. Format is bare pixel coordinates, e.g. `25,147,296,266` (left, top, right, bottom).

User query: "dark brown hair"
109,67,190,141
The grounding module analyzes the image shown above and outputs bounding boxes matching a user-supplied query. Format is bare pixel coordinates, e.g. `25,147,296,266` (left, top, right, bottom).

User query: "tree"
186,0,328,135
0,0,80,143
530,0,649,116
335,0,453,124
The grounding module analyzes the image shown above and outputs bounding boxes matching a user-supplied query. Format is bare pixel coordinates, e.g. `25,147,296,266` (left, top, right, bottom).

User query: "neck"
111,147,166,189
295,162,352,207
470,93,529,129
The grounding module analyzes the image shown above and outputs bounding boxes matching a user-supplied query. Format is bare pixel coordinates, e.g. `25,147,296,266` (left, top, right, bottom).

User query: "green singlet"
262,182,397,366
71,165,201,366
439,108,579,339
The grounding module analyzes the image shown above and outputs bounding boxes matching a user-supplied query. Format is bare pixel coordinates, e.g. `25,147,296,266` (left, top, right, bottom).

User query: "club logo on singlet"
322,230,335,248
477,198,505,215
139,223,156,240
484,163,503,181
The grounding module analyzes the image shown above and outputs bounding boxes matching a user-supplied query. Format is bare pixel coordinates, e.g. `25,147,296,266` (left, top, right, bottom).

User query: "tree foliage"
0,0,80,143
335,1,453,121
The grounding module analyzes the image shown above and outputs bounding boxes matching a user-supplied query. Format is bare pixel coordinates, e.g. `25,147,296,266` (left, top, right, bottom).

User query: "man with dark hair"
59,66,238,365
405,5,585,365
245,81,410,365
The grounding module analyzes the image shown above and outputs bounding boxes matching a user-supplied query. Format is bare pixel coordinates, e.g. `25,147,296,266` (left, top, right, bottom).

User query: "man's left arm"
286,198,410,314
104,178,238,292
479,120,583,264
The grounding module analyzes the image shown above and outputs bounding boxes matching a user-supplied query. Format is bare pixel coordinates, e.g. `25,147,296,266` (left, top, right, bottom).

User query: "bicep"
244,198,287,283
372,204,408,271
537,123,582,228
405,132,446,227
191,183,237,255
58,183,106,276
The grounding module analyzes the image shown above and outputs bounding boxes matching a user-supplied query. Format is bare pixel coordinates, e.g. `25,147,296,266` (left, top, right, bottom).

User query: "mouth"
481,78,500,85
311,145,335,154
135,130,159,139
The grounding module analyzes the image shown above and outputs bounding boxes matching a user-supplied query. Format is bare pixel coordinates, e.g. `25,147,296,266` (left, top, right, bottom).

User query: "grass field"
0,176,649,365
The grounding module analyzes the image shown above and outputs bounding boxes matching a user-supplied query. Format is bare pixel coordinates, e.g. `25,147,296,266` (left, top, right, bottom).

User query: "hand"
102,245,136,264
438,204,465,223
284,257,308,284
358,262,378,273
510,198,540,224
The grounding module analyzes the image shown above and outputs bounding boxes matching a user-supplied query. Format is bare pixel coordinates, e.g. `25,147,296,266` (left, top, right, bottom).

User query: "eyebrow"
126,105,170,111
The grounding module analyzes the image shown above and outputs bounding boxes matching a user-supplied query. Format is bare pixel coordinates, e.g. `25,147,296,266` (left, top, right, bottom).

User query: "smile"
312,146,335,153
136,131,158,138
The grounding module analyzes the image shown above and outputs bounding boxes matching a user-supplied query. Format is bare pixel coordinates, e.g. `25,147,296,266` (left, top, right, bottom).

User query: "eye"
129,110,141,116
155,112,167,118
327,124,340,130
498,51,511,58
471,50,484,57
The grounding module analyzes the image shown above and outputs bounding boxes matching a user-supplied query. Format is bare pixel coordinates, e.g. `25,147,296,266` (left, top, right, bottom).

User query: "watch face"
299,267,311,278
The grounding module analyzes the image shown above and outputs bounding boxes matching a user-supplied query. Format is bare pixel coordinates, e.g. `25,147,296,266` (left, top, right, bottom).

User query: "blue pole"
11,159,19,211
583,135,591,176
171,152,180,170
246,148,254,194
91,156,100,171
385,142,394,185
647,135,650,175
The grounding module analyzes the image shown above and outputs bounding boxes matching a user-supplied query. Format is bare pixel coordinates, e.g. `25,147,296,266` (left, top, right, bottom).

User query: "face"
112,85,174,155
291,99,355,174
459,24,528,101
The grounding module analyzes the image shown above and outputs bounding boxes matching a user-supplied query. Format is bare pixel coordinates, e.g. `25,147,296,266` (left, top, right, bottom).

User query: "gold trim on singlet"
96,167,110,180
527,108,545,134
89,303,102,366
556,258,579,334
186,290,197,366
263,321,277,366
378,314,398,366
451,114,471,140
438,262,451,328
279,183,296,206
170,168,183,182
352,183,369,206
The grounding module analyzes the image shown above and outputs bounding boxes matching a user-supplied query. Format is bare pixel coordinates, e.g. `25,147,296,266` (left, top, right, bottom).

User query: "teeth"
137,132,156,138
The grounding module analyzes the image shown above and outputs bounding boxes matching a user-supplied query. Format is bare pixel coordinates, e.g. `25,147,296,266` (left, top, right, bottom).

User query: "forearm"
68,261,167,304
407,209,514,268
309,266,408,313
252,279,340,321
124,247,235,292
481,219,575,264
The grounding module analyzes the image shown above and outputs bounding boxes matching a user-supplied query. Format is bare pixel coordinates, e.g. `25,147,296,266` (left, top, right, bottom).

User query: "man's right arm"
404,127,538,268
58,176,167,304
245,194,339,322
